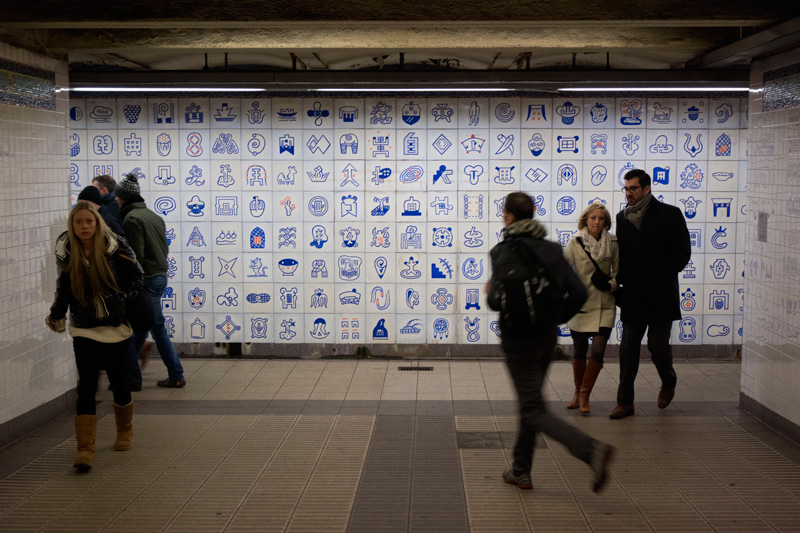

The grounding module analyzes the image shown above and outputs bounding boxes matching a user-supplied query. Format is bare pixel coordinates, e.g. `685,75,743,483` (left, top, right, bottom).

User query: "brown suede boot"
73,415,96,473
113,402,134,451
579,360,604,414
567,358,586,409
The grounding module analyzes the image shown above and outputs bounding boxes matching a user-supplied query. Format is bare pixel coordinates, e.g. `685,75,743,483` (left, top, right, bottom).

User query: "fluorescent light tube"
312,88,514,92
558,87,749,92
68,87,266,92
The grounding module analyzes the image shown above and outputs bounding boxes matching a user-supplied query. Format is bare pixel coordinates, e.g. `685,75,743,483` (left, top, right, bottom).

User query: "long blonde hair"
66,203,121,303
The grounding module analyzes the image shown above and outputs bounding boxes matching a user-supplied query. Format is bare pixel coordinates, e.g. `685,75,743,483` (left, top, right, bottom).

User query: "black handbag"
125,286,155,334
575,237,621,306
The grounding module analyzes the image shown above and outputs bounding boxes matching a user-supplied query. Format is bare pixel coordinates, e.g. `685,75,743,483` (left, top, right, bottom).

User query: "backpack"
492,238,565,332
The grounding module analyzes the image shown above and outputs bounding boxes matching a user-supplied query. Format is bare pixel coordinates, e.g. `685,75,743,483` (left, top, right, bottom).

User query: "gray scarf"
579,228,613,262
505,218,547,239
624,193,653,230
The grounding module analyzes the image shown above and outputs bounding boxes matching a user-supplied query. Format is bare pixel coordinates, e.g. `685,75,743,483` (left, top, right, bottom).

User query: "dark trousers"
74,336,131,415
616,321,677,406
505,331,597,474
124,341,143,390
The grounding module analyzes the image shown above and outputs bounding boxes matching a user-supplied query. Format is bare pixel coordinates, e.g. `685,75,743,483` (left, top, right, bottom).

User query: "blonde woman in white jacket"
564,203,619,414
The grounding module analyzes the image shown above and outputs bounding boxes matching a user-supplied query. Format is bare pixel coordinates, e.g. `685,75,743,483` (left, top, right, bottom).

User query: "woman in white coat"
564,203,619,414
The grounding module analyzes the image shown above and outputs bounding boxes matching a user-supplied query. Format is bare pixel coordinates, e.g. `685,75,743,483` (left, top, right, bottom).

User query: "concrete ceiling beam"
0,0,789,26
686,16,800,68
40,26,732,53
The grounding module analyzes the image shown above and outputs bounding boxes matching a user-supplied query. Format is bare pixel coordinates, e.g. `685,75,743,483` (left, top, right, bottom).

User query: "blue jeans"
133,275,184,382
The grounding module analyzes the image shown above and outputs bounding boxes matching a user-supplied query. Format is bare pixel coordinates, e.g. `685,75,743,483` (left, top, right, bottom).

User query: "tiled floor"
2,358,800,532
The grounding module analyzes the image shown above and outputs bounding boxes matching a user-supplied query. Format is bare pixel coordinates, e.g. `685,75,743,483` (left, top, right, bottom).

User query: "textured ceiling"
1,1,798,76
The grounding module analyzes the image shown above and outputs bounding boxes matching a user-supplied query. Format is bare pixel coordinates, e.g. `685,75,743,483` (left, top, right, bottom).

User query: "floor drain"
398,366,434,371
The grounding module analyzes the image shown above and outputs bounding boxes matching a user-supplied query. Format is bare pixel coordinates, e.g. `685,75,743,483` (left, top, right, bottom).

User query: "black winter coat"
615,199,691,324
49,231,145,329
98,205,125,237
488,232,587,351
100,192,122,225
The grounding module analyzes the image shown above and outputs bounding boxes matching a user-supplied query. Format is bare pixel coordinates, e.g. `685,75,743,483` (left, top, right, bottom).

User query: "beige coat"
564,234,619,332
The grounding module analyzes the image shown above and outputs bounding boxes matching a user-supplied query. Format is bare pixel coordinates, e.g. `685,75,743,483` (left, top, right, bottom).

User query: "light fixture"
558,87,749,92
311,88,515,92
67,87,267,93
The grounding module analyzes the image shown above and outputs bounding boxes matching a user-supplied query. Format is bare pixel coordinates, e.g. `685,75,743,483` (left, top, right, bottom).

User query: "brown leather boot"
579,360,603,414
567,358,586,409
73,415,96,472
113,402,134,451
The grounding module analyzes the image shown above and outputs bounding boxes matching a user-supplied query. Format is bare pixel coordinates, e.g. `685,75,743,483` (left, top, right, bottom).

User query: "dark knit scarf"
624,193,653,230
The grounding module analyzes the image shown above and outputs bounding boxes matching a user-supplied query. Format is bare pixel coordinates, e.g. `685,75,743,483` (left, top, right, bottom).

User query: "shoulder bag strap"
575,237,602,271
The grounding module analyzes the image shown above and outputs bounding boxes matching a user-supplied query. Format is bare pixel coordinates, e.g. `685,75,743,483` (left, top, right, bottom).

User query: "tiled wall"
743,48,800,427
0,44,72,427
68,94,748,348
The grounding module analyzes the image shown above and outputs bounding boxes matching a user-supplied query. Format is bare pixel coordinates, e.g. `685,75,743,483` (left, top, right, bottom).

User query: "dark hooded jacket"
49,231,144,329
98,204,125,237
100,191,122,225
488,219,587,351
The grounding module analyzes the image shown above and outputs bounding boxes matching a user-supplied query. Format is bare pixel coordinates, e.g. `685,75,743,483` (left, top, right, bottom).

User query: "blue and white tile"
365,98,397,128
552,98,583,129
583,99,615,128
244,313,274,342
456,98,485,129
241,98,272,129
148,98,180,129
678,99,709,128
519,98,552,128
458,314,488,345
209,98,242,128
302,98,334,129
334,98,365,128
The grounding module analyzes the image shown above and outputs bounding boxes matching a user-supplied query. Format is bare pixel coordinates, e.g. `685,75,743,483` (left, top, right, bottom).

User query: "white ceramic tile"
0,45,72,426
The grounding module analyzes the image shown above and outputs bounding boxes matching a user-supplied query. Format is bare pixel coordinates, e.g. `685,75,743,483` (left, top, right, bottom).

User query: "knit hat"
77,185,102,205
116,173,141,202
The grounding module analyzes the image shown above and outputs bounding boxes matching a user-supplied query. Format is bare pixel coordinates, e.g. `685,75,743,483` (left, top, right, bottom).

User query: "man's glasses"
621,185,642,193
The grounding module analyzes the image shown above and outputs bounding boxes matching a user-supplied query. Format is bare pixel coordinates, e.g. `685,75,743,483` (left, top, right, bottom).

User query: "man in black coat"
610,169,691,419
487,192,614,493
92,174,122,227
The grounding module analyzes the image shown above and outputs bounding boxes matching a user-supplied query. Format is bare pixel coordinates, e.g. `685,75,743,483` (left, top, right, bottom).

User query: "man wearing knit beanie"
116,173,187,389
77,185,124,237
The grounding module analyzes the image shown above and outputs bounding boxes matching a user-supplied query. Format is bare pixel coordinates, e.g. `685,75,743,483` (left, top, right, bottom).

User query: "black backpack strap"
506,236,564,294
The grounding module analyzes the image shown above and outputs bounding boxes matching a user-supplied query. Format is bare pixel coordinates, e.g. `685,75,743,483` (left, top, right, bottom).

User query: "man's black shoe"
502,470,533,490
657,388,675,409
157,379,186,388
609,405,635,419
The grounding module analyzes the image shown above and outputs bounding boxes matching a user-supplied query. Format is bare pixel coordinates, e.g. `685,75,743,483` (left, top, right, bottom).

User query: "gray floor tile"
2,360,800,532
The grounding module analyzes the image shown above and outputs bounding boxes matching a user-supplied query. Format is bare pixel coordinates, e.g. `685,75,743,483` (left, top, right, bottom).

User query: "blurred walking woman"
46,203,144,472
564,203,619,414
